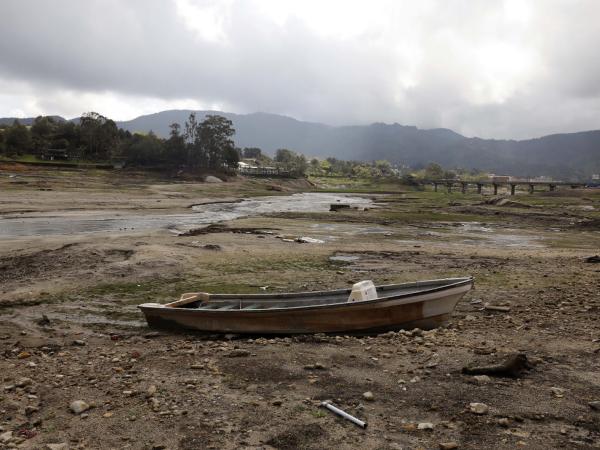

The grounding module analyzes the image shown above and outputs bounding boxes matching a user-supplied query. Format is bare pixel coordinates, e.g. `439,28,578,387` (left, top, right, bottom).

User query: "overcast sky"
1,0,599,139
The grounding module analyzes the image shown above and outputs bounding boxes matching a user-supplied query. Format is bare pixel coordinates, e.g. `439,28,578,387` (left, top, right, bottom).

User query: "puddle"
456,222,543,248
329,255,361,262
0,193,372,238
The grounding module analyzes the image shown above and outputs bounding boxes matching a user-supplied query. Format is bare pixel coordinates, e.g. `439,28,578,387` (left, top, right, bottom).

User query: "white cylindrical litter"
320,401,367,428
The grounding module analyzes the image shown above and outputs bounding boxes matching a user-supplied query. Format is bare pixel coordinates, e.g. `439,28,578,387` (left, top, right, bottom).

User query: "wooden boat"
138,277,473,334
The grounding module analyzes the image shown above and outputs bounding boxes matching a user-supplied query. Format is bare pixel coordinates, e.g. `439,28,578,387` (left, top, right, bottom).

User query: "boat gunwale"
141,277,473,314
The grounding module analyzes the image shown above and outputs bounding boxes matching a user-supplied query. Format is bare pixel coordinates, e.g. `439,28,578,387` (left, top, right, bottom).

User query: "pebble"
46,444,68,450
589,401,600,411
417,422,434,430
17,351,31,359
70,400,90,415
0,431,13,443
550,387,565,398
15,377,33,387
25,405,39,415
469,402,489,415
439,443,459,450
147,385,157,397
498,417,511,427
362,391,374,401
474,375,491,384
73,340,86,346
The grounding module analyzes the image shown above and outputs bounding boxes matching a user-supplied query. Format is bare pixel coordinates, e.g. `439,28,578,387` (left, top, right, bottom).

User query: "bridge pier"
493,183,498,195
549,184,556,192
461,182,467,194
446,183,452,193
510,184,516,196
477,183,483,194
528,184,535,194
433,182,438,192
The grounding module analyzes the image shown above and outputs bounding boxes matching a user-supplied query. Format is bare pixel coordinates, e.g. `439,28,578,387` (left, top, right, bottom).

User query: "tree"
223,146,240,169
166,122,186,165
31,116,58,153
424,162,444,180
197,115,236,169
79,112,118,160
309,158,321,174
5,120,31,154
184,113,203,167
375,160,392,177
275,148,308,176
121,133,164,166
242,147,262,159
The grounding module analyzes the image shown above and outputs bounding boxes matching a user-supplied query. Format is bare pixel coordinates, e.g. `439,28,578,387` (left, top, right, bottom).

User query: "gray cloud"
0,0,599,139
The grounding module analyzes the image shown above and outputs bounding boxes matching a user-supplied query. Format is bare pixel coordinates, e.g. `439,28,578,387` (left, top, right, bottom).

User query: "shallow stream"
0,193,372,238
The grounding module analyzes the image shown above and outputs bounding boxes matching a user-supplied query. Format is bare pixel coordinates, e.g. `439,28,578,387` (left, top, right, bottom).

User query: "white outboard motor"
348,280,378,302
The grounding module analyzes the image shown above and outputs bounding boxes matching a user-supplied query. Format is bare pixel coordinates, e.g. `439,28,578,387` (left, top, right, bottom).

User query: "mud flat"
1,165,600,449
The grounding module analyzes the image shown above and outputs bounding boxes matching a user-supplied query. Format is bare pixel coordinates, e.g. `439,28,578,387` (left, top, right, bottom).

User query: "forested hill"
0,116,66,126
114,110,599,179
2,110,599,178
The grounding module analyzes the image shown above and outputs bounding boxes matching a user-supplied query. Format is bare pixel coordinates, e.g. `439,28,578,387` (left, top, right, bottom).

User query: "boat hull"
139,282,471,334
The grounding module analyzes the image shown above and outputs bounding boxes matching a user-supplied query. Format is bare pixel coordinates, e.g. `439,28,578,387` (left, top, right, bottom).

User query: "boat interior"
168,277,472,311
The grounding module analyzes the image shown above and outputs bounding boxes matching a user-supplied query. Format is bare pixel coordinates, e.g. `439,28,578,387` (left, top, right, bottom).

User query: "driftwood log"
462,353,532,378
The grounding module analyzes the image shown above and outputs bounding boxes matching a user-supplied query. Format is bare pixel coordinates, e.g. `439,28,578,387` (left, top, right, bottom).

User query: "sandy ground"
1,165,600,449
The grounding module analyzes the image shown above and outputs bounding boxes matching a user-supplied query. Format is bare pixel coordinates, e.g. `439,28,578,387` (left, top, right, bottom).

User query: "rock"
202,244,222,251
15,377,33,387
72,340,86,346
401,423,417,432
17,351,31,359
498,417,511,427
46,444,68,450
0,431,13,443
146,385,157,397
69,400,90,415
25,405,39,415
550,387,565,398
589,401,600,411
150,397,160,412
272,399,283,406
204,176,223,183
295,237,325,244
226,349,250,358
469,402,489,415
303,363,327,371
483,303,511,312
362,391,374,401
439,443,459,450
473,375,491,384
417,422,434,430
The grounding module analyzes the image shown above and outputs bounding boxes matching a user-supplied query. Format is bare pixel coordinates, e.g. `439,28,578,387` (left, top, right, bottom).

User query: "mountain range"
2,110,599,179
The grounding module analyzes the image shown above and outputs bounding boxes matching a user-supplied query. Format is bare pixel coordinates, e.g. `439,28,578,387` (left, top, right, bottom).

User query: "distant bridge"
427,179,588,195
